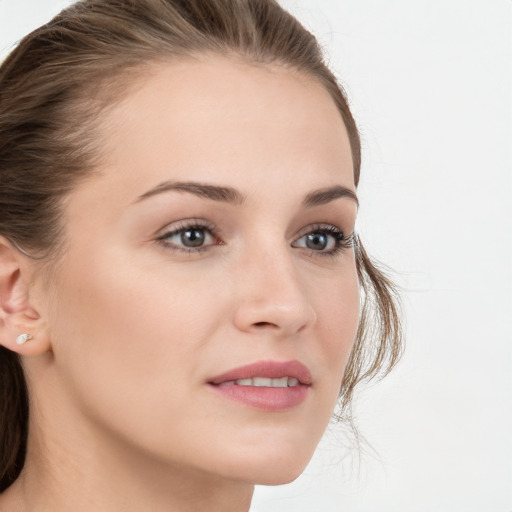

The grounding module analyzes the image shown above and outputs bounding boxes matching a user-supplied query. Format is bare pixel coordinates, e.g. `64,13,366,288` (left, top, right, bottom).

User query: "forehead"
91,55,355,203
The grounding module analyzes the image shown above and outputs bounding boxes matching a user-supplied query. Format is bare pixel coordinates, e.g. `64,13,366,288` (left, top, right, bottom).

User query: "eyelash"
155,220,355,258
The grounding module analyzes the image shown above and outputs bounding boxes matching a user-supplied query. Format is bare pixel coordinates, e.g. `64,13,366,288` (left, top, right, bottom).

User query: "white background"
1,1,511,511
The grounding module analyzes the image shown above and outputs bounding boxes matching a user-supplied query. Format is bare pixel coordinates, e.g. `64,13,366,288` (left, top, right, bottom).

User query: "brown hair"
0,0,402,491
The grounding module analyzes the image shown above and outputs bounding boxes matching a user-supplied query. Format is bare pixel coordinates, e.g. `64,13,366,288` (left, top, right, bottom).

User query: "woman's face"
40,56,359,485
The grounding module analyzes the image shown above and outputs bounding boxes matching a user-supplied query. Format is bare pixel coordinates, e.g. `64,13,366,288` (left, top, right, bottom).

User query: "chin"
228,445,316,486
252,466,307,486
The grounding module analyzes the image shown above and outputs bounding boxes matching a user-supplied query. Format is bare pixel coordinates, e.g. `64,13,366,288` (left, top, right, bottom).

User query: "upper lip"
208,360,313,386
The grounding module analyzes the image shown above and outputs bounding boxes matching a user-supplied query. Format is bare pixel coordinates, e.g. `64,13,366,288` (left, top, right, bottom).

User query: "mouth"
208,360,312,411
217,376,301,388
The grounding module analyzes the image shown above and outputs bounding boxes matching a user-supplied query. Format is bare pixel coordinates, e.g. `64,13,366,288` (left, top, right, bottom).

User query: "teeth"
253,377,272,387
271,377,288,388
230,377,300,387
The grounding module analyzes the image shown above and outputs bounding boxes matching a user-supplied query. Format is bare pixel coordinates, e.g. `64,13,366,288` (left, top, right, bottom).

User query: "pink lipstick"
208,360,312,411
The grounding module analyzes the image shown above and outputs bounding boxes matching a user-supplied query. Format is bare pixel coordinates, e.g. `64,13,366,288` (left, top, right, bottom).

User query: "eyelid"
293,223,341,239
155,218,217,238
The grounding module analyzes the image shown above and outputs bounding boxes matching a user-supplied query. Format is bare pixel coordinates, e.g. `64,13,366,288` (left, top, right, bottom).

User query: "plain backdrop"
1,1,511,511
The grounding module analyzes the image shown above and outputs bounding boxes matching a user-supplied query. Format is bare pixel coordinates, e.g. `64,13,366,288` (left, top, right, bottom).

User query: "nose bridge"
232,228,317,335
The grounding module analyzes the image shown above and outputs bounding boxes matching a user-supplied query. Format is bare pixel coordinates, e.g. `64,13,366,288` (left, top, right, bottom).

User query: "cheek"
313,266,360,395
53,267,209,368
47,248,220,419
44,252,236,471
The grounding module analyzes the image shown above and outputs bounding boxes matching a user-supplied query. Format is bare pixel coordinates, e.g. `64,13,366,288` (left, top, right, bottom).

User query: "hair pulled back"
0,0,402,491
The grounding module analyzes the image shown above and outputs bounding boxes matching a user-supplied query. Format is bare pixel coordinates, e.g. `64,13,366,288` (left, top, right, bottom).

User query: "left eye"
292,228,343,252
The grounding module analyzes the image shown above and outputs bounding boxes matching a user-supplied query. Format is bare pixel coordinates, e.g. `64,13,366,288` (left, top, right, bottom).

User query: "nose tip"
232,259,318,337
234,297,317,337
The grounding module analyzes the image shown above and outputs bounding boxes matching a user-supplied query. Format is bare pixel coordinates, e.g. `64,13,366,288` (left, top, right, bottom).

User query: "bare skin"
0,56,359,512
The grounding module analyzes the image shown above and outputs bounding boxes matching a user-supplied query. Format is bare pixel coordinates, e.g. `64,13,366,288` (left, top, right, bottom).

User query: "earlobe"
16,333,33,345
0,237,51,355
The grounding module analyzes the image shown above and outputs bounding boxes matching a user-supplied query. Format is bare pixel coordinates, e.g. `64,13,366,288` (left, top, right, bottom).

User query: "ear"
0,236,51,356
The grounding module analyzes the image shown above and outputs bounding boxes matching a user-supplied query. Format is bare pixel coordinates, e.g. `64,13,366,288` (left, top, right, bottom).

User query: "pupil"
181,229,205,247
306,233,327,250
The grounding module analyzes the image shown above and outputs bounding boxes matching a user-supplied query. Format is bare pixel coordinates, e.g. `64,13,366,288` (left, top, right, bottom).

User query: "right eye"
156,221,218,253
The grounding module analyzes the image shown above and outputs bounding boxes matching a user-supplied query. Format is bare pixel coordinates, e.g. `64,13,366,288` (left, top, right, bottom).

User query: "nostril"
253,321,276,328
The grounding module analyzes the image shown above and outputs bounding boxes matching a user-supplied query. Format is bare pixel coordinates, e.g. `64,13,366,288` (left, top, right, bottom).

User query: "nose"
232,244,317,337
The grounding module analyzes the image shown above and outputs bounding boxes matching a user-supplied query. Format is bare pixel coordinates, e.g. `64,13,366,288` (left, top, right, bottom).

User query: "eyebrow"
302,185,359,208
135,180,358,208
136,181,246,205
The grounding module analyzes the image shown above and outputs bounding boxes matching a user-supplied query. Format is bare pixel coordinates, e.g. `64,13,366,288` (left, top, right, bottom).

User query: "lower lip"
209,384,310,411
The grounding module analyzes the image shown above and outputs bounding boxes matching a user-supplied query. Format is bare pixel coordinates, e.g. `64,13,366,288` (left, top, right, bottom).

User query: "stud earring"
16,333,32,345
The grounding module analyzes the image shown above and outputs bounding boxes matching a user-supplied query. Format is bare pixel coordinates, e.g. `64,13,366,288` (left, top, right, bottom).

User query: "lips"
208,360,312,411
209,360,313,386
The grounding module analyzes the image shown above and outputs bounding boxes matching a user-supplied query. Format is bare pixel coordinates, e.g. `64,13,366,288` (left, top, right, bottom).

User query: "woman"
0,0,401,510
